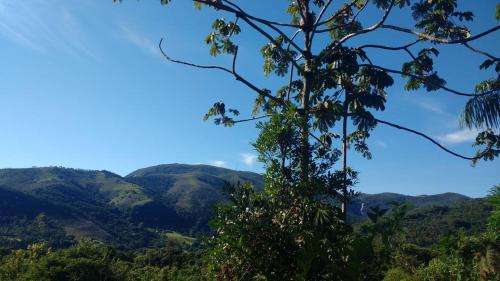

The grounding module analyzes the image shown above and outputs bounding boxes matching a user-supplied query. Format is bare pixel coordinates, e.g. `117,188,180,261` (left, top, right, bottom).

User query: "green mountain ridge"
0,164,490,251
348,191,471,219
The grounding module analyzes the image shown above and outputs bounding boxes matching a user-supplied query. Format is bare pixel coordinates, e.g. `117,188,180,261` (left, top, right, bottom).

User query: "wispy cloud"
437,129,478,145
0,1,99,59
209,160,226,168
240,153,257,167
119,23,160,57
374,140,388,148
414,99,446,115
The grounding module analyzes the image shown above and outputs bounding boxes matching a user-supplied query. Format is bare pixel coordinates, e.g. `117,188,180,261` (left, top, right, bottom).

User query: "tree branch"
315,0,360,27
375,118,482,160
463,42,499,61
359,64,493,97
339,0,396,44
358,40,421,60
159,38,284,104
233,114,272,124
217,0,301,28
219,0,304,54
159,38,232,74
315,0,369,34
381,24,500,44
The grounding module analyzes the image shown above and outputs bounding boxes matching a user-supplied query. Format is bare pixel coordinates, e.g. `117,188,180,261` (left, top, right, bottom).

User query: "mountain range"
0,164,491,251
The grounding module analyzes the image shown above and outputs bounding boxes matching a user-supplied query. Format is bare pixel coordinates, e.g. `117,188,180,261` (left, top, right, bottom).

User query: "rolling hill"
348,192,471,220
0,164,490,251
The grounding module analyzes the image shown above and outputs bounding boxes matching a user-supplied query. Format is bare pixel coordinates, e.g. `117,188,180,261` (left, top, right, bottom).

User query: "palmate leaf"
461,93,500,129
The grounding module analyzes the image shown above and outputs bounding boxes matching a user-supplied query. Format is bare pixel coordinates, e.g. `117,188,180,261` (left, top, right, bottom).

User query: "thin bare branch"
381,24,500,44
233,114,272,124
359,40,420,60
359,64,493,97
339,0,396,44
286,30,301,101
375,118,482,160
220,0,301,28
315,0,334,27
463,42,499,61
159,39,284,104
315,0,369,34
315,0,359,27
159,38,232,74
193,0,303,69
358,40,420,51
221,0,304,54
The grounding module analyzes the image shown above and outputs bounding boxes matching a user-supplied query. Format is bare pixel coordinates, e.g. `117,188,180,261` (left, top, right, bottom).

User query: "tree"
118,0,500,279
147,0,499,217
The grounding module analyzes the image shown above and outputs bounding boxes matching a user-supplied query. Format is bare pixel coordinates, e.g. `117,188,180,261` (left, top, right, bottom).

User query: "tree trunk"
299,1,312,185
341,91,349,222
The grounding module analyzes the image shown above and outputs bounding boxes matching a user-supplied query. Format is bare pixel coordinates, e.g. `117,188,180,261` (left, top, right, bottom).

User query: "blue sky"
0,0,498,197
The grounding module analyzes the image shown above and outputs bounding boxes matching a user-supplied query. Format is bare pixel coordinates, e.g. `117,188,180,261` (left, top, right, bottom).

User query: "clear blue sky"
0,0,498,197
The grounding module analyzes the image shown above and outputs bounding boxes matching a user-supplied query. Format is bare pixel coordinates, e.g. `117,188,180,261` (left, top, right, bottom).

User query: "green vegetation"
0,164,265,251
1,187,497,280
0,240,205,281
2,0,500,278
1,164,478,253
145,0,499,278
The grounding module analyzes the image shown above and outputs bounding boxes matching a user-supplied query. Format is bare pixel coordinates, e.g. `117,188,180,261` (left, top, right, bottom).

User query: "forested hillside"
0,164,491,253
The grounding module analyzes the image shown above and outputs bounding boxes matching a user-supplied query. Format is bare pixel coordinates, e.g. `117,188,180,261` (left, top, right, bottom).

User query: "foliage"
0,240,206,281
205,113,353,280
486,185,500,239
384,188,500,281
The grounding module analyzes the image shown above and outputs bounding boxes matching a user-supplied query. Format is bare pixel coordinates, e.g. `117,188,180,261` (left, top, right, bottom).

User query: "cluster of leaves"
0,239,205,281
411,0,474,40
205,18,240,57
203,101,240,126
402,48,446,91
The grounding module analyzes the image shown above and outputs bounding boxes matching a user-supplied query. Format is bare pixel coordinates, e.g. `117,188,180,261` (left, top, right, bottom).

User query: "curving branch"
358,39,420,60
314,0,334,28
359,64,494,97
159,38,284,104
338,0,396,44
315,0,361,27
358,40,420,51
463,43,499,61
286,30,301,101
221,0,304,54
315,0,369,34
233,114,272,124
159,38,232,74
217,0,300,28
192,0,303,69
381,24,500,44
309,0,334,41
374,118,482,160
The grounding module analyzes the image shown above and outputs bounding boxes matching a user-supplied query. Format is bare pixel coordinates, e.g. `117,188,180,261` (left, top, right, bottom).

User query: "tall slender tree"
118,0,500,279
148,0,499,219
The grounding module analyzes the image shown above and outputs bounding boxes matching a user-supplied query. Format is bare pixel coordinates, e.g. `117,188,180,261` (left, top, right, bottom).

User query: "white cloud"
209,160,226,168
437,129,478,145
0,1,98,59
374,140,388,148
240,153,257,167
414,99,446,114
119,23,160,57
